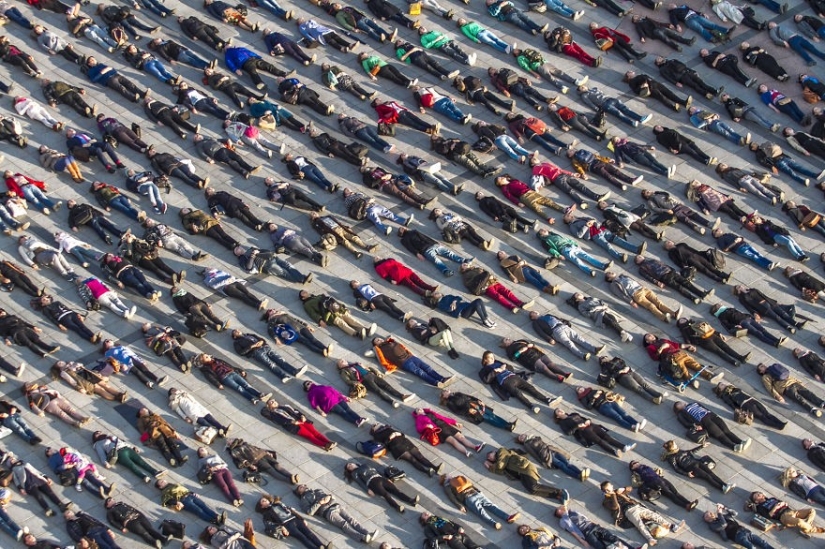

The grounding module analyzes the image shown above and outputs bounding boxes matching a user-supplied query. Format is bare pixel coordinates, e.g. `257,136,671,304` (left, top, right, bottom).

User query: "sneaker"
547,395,563,407
812,408,823,418
356,417,367,427
581,468,591,481
709,372,725,383
671,520,686,533
675,305,684,320
402,393,416,403
623,443,637,453
532,406,541,414
722,483,735,494
559,489,570,504
157,375,169,387
482,319,497,329
260,392,273,402
620,330,633,343
294,365,308,378
281,376,293,384
474,442,485,453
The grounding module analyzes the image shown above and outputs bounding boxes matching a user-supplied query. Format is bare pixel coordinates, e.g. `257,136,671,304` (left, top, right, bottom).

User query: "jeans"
433,98,465,122
181,494,218,522
108,196,141,219
357,17,389,42
251,346,299,379
789,35,825,65
4,7,31,28
773,234,806,259
3,413,37,442
735,528,776,549
330,401,363,424
741,318,781,346
598,402,638,429
562,246,608,275
84,26,118,50
302,165,333,190
402,356,446,385
424,244,466,274
775,157,818,183
221,372,263,401
742,106,775,130
685,14,728,41
258,0,288,18
178,49,209,69
476,29,510,53
143,59,176,82
0,506,20,538
194,99,230,120
592,232,634,260
138,0,173,16
137,181,165,210
20,185,56,211
552,453,583,478
355,127,390,151
481,408,511,429
262,257,305,282
465,492,511,526
495,135,531,160
504,11,542,33
774,100,806,124
543,0,574,17
603,98,643,125
0,205,20,230
420,171,458,193
735,243,773,268
522,266,551,290
707,120,743,144
366,205,405,232
119,267,154,297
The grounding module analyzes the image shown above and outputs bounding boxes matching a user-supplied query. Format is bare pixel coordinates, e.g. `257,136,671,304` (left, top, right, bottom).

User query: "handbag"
196,465,214,485
421,426,441,446
734,408,754,425
194,426,218,444
160,519,186,539
384,465,406,481
595,37,614,51
686,426,708,444
349,382,368,399
0,467,12,487
377,122,395,136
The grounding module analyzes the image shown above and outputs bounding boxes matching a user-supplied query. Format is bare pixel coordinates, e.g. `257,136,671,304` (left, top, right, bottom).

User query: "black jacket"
400,229,437,255
68,203,105,229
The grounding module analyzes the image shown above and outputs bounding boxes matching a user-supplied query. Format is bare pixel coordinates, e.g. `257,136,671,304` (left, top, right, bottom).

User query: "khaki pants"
331,311,366,337
672,350,714,380
428,329,455,350
521,191,564,217
781,508,820,534
625,504,670,543
331,227,367,254
632,288,676,321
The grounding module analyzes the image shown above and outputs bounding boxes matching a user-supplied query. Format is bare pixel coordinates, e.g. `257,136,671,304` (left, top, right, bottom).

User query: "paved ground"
1,0,825,547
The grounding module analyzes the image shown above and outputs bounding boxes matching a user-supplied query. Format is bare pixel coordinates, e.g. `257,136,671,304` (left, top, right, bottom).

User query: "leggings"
646,477,692,507
367,476,417,510
117,447,160,478
687,463,725,490
125,514,166,545
137,256,176,282
222,282,262,308
44,398,86,425
254,455,293,482
26,482,63,511
398,447,439,473
740,399,786,430
2,268,39,296
296,422,332,448
283,518,325,549
700,413,744,449
371,295,405,320
578,425,625,455
211,468,241,502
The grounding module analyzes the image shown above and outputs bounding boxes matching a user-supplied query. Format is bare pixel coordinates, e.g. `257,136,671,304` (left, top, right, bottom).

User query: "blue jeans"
476,30,510,53
773,234,806,259
495,135,530,160
789,35,825,65
251,346,300,379
628,150,668,175
330,401,363,424
20,185,56,211
603,98,643,125
774,99,806,124
138,0,173,16
137,181,165,210
735,243,773,269
302,165,333,190
194,99,231,120
109,196,141,219
178,48,210,69
420,171,458,193
522,266,551,290
0,506,21,538
465,492,511,526
776,157,819,184
3,413,37,442
741,318,781,346
433,98,465,122
262,257,305,282
181,494,219,522
69,246,101,265
598,402,638,429
423,244,466,274
504,11,542,33
752,0,780,12
552,453,583,479
402,356,446,385
707,120,743,144
0,204,20,230
366,205,405,232
357,18,389,42
807,486,825,507
735,527,776,549
119,267,155,297
4,7,32,28
221,372,263,402
592,232,634,260
257,0,288,19
742,106,775,130
143,59,176,82
355,127,390,151
543,0,574,17
562,245,608,275
685,14,728,41
481,408,511,429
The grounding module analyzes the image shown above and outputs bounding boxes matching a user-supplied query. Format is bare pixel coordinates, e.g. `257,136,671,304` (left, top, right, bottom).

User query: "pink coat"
412,408,457,435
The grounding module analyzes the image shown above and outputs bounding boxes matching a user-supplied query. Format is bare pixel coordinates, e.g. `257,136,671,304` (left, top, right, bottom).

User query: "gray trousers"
618,371,662,402
552,325,597,358
162,235,198,259
324,504,370,541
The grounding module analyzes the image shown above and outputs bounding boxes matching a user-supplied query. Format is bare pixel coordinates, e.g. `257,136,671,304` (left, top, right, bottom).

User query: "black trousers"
204,225,237,249
371,295,405,320
126,514,166,544
214,148,256,175
502,376,548,409
367,477,416,511
398,447,438,473
58,92,93,117
222,282,262,307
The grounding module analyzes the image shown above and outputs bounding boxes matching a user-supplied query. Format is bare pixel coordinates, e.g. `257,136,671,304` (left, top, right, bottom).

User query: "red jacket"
5,173,46,195
374,258,414,283
590,26,631,44
374,101,408,124
498,179,530,203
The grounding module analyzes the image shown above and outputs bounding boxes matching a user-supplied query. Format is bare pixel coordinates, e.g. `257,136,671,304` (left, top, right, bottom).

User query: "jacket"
461,266,494,295
168,390,209,422
520,434,568,467
490,447,540,481
180,209,219,233
260,403,307,433
226,440,274,470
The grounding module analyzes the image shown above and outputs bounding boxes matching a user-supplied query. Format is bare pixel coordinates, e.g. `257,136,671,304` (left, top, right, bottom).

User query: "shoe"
281,376,293,384
581,468,591,481
583,353,591,361
402,393,415,403
157,375,169,387
722,483,735,494
709,372,725,383
813,408,823,418
559,489,570,504
356,417,367,428
547,395,563,407
474,442,485,453
532,406,541,414
623,443,637,453
620,330,633,343
671,520,686,534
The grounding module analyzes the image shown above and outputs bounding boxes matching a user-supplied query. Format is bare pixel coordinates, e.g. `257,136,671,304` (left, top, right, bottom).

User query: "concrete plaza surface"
0,0,823,547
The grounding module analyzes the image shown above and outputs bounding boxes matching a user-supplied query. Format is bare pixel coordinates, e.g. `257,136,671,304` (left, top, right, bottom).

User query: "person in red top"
374,257,439,296
643,333,724,383
548,104,606,141
371,98,440,135
531,159,605,208
2,170,60,213
589,23,647,63
494,175,565,223
544,27,601,67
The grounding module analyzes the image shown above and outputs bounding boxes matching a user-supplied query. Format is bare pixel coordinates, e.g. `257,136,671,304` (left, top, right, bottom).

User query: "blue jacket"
86,64,117,85
224,47,260,73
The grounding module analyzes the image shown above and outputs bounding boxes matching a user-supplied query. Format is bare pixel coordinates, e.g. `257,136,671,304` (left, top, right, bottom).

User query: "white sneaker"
295,365,308,378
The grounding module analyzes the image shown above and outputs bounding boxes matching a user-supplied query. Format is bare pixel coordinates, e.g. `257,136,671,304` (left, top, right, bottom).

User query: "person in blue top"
102,339,168,388
262,28,315,65
224,46,291,91
487,0,547,34
424,292,495,328
248,97,306,133
81,56,147,103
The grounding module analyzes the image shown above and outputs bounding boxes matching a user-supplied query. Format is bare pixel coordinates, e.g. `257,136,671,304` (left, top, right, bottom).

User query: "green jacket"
492,447,539,481
302,295,327,323
420,30,450,49
539,233,576,258
516,52,544,72
459,21,485,42
360,55,387,75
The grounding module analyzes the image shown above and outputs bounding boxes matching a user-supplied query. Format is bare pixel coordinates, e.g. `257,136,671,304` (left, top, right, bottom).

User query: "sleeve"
769,27,786,46
500,185,520,204
93,442,110,464
579,92,598,111
799,20,817,39
761,375,782,400
786,136,809,155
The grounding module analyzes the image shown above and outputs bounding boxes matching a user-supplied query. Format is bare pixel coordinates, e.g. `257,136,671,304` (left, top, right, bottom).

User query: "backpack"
472,137,496,154
522,49,544,65
573,149,595,165
356,440,387,459
348,197,368,221
597,372,617,389
765,363,789,381
760,142,782,159
317,233,338,251
498,69,518,88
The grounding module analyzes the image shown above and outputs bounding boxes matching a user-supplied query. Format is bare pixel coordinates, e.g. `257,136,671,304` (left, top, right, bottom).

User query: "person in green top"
456,18,513,54
512,47,586,93
418,26,475,65
395,40,458,80
357,52,416,87
537,228,613,276
155,479,225,524
322,2,394,43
